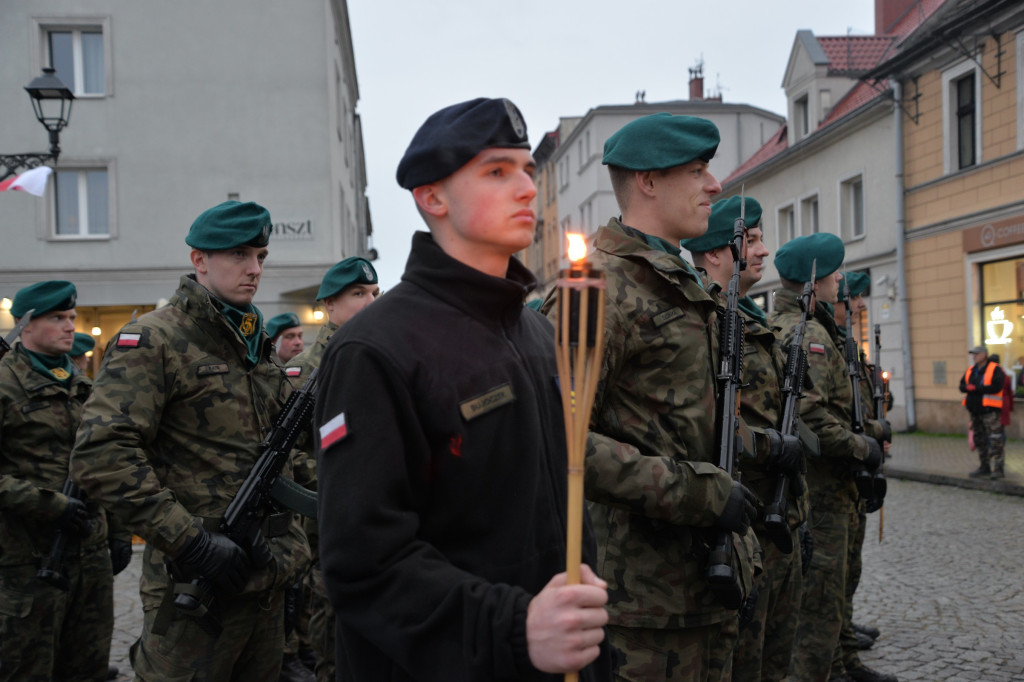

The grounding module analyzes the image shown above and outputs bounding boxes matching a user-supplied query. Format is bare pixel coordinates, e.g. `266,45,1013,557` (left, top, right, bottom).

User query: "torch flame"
882,371,890,380
567,233,587,264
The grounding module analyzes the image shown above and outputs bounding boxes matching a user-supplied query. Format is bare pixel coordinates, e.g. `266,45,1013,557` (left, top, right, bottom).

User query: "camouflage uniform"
0,347,113,682
770,290,881,682
285,321,338,682
71,275,312,682
580,219,757,681
731,302,807,682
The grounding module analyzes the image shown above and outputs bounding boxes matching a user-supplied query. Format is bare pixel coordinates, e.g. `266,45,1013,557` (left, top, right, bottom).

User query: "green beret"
265,313,302,339
602,113,720,170
681,196,763,254
840,271,871,298
317,257,378,300
11,280,77,318
775,233,845,283
397,98,531,190
186,201,273,250
71,332,95,357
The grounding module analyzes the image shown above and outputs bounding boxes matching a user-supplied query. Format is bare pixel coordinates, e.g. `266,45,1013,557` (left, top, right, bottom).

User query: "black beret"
186,201,273,250
11,280,77,318
396,98,531,189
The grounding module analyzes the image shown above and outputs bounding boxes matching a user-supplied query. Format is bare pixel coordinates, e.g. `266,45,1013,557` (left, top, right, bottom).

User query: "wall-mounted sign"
272,220,313,241
962,214,1024,252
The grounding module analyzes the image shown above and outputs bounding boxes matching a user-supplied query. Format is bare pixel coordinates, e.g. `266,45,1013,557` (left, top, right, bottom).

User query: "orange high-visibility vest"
963,362,1003,409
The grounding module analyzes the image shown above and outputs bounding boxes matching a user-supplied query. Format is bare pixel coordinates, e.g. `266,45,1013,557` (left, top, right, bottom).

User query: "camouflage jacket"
578,218,754,629
735,308,809,530
71,275,311,607
770,289,872,512
0,347,107,565
285,321,337,385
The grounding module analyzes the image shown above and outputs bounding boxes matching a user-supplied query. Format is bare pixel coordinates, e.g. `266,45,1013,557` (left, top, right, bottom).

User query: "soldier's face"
424,148,538,266
21,309,77,356
657,160,721,241
324,283,380,327
814,270,842,304
740,226,769,289
192,246,268,307
274,328,304,363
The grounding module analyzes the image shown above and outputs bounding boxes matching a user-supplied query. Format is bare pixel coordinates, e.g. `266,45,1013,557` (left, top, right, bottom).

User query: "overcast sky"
347,0,877,289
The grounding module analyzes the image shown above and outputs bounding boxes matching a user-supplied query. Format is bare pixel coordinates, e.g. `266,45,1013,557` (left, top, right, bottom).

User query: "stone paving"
106,430,1024,680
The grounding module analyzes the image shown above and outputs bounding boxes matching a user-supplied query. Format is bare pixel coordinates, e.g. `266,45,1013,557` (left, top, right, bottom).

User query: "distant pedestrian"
960,345,1006,479
989,354,1015,429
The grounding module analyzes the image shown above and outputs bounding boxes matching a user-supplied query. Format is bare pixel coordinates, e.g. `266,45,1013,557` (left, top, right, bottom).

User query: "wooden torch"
554,232,606,682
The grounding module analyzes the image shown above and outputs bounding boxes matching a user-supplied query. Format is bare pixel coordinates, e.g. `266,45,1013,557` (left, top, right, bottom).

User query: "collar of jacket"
169,275,273,360
401,231,536,326
595,217,710,292
8,344,90,395
772,287,841,342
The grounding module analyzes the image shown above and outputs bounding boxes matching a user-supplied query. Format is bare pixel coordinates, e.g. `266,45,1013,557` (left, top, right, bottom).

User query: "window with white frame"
800,195,819,235
794,95,810,139
942,59,982,173
778,205,795,247
840,175,865,241
44,25,107,96
54,167,109,237
1018,30,1024,150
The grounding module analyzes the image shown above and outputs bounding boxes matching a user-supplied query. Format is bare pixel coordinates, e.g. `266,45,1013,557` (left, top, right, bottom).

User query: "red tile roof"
820,78,890,127
724,124,788,184
817,36,896,74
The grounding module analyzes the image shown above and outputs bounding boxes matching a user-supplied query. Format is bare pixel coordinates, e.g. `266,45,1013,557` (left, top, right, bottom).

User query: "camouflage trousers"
307,566,335,682
971,410,1005,470
832,508,867,674
609,617,738,681
0,541,113,682
788,507,852,682
282,577,313,658
131,588,285,681
733,527,802,681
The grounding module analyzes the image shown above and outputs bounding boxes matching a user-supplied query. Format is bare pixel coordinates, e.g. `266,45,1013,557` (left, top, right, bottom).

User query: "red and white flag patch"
286,367,302,377
319,412,348,449
809,342,826,355
117,333,141,348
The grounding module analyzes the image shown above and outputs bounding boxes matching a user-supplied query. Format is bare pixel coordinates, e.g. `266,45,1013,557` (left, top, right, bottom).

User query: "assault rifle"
36,477,85,590
705,197,747,610
761,261,816,554
869,324,889,524
0,309,34,361
171,367,320,632
840,276,884,500
872,324,888,421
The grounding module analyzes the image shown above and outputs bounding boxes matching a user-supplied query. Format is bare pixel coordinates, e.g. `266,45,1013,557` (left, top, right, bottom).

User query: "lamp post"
0,67,75,181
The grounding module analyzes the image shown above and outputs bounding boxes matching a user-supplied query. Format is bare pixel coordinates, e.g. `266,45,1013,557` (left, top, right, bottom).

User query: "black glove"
865,495,884,514
176,526,252,596
109,539,133,576
715,481,758,535
879,419,892,444
765,429,803,475
798,522,814,575
862,436,883,473
58,497,94,537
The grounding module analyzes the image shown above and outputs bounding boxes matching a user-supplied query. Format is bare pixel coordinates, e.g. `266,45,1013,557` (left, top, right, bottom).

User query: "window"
578,140,583,167
840,175,865,241
48,28,104,96
800,195,819,235
54,167,109,237
1017,30,1024,150
820,90,832,119
794,95,810,139
559,156,569,190
778,205,795,247
973,257,1024,395
942,60,982,173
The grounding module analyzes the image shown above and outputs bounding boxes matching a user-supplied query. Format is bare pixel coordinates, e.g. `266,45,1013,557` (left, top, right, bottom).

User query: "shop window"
974,257,1024,394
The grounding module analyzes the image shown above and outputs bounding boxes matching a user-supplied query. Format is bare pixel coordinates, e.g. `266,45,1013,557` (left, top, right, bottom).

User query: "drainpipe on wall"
893,79,918,431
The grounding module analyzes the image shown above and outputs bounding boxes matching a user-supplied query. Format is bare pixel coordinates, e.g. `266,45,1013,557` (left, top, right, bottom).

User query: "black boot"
853,622,880,639
107,665,119,680
969,463,991,478
279,653,316,682
856,631,875,649
991,467,1005,479
847,664,899,682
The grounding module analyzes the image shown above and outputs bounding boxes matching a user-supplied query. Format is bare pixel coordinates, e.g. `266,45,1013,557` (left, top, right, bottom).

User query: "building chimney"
876,0,919,35
689,63,704,101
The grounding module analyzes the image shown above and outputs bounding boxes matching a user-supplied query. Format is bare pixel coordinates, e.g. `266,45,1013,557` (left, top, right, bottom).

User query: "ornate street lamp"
0,67,75,181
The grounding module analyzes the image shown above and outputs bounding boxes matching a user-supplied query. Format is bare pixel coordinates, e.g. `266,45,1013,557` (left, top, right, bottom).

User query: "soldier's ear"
412,183,448,219
190,248,209,275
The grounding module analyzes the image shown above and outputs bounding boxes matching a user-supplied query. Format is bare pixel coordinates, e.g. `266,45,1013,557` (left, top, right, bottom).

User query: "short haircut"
779,276,804,292
608,165,635,212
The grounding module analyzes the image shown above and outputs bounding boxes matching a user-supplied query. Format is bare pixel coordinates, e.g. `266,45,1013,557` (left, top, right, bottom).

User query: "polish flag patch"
286,367,302,377
117,333,141,348
809,342,826,355
319,412,348,449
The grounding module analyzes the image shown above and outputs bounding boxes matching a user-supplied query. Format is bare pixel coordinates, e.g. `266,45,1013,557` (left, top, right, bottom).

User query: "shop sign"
962,215,1024,252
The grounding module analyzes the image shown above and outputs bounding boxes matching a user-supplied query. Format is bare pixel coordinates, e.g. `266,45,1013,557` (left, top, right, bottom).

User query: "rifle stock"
36,477,80,591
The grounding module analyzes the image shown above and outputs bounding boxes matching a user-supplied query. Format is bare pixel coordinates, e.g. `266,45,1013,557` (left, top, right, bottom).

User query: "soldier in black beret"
315,98,612,681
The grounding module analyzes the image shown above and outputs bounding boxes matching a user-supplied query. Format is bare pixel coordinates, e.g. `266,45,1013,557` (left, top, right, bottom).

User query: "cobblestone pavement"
109,546,142,681
855,478,1024,681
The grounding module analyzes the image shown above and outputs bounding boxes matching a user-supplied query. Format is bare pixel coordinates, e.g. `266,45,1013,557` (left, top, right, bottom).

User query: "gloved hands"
715,481,758,535
865,495,884,514
176,526,252,596
798,522,814,575
765,429,803,475
879,418,892,444
58,497,94,537
109,539,133,576
862,435,884,473
965,383,977,392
